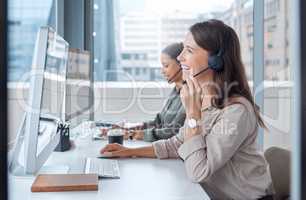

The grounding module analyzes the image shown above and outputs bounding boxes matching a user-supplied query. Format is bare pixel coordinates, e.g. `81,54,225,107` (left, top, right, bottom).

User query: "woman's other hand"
180,75,202,120
100,143,132,157
123,130,144,140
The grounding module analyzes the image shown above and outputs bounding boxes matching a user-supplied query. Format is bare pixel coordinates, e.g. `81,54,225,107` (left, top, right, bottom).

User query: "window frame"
0,0,8,199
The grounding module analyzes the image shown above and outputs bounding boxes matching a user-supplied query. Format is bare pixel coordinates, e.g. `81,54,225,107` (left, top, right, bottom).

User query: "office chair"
264,146,291,200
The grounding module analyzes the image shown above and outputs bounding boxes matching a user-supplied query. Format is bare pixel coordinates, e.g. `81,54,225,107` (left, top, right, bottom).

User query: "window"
263,0,291,149
135,68,140,76
264,0,290,81
8,0,55,82
215,0,254,81
121,53,131,60
93,0,238,82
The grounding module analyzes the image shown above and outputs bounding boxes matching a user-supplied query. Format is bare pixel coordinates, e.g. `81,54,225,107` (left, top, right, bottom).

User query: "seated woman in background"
124,42,186,142
100,19,273,200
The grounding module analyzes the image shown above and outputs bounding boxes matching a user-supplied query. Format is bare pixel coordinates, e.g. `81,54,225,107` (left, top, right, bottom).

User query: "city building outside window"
7,0,290,83
8,0,55,82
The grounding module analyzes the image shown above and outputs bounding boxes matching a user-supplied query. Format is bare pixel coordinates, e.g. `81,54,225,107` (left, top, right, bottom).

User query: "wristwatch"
187,118,201,129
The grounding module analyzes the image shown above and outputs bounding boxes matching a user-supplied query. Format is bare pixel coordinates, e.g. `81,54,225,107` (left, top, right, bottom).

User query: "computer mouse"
97,152,115,158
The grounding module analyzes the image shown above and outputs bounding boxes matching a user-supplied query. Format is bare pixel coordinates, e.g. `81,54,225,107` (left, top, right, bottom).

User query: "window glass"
263,0,291,149
93,0,243,81
8,0,55,82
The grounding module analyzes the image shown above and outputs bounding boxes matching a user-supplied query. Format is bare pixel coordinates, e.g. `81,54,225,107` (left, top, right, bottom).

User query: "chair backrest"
264,146,291,200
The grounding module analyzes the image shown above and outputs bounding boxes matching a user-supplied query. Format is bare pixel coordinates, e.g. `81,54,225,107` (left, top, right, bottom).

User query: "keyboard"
84,157,120,178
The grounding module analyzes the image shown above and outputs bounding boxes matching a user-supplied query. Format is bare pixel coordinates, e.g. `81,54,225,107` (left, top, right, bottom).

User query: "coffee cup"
107,129,124,145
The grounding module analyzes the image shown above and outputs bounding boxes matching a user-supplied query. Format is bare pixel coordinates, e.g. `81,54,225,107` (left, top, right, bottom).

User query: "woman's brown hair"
162,42,184,63
190,19,266,129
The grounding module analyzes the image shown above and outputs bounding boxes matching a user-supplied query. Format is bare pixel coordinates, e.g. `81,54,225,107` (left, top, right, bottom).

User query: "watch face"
188,118,197,128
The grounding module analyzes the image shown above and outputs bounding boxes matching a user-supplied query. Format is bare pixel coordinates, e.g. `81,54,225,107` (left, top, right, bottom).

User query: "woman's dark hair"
190,19,266,129
162,42,184,63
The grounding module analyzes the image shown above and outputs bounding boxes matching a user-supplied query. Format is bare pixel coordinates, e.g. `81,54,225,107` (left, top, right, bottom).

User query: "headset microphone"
182,67,210,85
182,48,224,85
167,68,182,83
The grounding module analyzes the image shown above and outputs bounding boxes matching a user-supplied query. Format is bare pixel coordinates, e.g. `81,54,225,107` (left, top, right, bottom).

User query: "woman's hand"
100,143,133,157
100,143,156,158
131,130,144,140
123,129,132,139
180,75,202,120
124,130,144,140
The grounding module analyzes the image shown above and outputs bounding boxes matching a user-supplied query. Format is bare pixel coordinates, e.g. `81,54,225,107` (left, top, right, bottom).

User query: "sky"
120,0,235,15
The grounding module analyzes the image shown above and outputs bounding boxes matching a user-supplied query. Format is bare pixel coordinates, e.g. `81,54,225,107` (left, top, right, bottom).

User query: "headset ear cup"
208,55,224,71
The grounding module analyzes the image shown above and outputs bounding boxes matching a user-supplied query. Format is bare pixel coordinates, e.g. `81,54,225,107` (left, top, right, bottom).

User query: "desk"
9,136,210,200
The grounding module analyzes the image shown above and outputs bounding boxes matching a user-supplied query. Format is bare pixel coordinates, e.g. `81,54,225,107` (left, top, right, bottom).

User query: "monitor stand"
37,165,69,174
9,163,69,177
8,114,69,177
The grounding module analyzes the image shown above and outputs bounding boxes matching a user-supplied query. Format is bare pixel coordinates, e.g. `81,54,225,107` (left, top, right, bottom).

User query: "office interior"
1,0,306,199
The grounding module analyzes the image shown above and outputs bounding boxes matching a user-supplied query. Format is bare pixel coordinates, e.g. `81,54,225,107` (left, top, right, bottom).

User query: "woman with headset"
123,42,186,142
100,20,273,199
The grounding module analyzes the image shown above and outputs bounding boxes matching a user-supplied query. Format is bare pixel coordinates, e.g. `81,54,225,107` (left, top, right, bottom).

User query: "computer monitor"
65,48,92,128
9,27,69,175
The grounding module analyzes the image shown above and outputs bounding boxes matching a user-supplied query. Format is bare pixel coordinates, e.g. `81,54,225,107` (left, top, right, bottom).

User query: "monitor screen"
40,30,68,122
65,48,92,126
36,28,68,157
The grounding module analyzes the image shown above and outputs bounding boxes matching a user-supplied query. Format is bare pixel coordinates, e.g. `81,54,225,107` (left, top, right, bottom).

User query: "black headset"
208,48,224,72
182,48,224,84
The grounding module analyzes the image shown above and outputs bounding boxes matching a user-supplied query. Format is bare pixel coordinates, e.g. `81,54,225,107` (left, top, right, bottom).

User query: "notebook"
31,174,99,192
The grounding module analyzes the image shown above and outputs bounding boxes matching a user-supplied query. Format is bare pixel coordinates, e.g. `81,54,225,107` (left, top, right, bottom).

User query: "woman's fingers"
100,143,121,154
133,130,144,140
100,143,131,158
181,75,190,102
100,144,111,154
111,150,130,158
134,134,141,140
129,130,136,139
123,129,136,140
190,76,201,95
123,129,130,139
185,75,195,96
190,76,203,109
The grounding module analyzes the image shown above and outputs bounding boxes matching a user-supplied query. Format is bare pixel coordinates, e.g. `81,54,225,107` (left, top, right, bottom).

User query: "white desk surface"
9,136,210,200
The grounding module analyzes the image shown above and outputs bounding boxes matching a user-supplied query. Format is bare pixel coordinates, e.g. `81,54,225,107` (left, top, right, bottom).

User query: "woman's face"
177,32,212,81
160,53,182,82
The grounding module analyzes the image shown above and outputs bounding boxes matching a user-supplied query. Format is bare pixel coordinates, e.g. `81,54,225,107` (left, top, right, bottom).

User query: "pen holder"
55,123,71,152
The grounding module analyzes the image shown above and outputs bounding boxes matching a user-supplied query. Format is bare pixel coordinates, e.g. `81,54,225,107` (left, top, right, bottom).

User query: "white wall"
8,81,292,150
93,82,172,123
